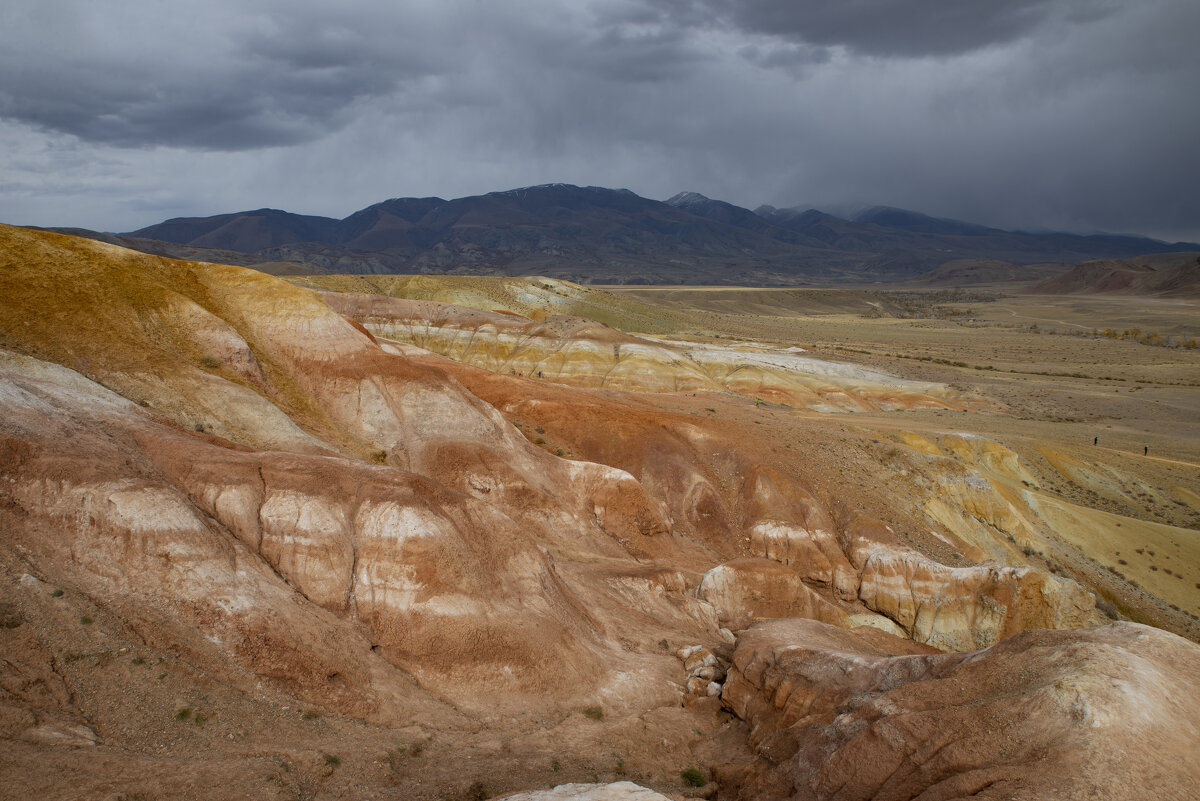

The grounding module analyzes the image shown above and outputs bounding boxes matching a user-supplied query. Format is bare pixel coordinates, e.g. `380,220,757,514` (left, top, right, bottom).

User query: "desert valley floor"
2,225,1199,800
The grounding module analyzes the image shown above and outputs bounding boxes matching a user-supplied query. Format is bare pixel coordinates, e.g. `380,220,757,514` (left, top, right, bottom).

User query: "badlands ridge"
1,223,1198,799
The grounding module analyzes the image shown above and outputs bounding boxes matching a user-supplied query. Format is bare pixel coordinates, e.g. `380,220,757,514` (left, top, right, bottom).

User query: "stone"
493,782,672,801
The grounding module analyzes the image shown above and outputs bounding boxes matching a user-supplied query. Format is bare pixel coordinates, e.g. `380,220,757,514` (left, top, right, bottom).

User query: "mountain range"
50,184,1200,284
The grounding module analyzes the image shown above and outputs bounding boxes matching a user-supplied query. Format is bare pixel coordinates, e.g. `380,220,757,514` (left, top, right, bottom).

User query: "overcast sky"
2,0,1198,241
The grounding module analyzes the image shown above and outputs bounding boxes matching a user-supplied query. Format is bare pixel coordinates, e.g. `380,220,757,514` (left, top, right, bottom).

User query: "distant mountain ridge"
67,184,1200,284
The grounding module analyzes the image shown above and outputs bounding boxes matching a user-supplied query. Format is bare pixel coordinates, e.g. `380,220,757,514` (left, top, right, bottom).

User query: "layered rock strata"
323,291,962,413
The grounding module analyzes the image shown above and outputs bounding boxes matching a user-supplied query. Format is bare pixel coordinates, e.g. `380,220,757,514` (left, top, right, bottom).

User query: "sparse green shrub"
582,705,603,720
322,753,340,767
555,448,564,456
132,656,145,665
535,437,545,445
51,589,63,598
301,710,320,720
174,708,191,721
680,768,707,787
79,616,93,625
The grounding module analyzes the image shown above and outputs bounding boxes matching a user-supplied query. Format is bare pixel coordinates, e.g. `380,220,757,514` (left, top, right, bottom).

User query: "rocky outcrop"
741,467,860,600
492,782,672,800
846,515,1100,650
700,499,1098,651
720,618,1200,801
676,644,728,699
697,560,848,631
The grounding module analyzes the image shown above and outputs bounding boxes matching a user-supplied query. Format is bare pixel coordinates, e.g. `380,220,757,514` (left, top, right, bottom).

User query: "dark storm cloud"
690,0,1113,57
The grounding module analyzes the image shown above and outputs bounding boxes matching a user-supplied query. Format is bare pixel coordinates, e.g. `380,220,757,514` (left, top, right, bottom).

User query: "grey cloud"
736,42,833,71
574,20,708,83
0,0,448,149
0,0,1197,243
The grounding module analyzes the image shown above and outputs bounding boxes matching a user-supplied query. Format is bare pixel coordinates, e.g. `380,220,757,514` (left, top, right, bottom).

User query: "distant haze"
2,0,1198,241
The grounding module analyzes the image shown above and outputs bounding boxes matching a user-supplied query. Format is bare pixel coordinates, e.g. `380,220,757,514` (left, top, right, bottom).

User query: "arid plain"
3,226,1199,800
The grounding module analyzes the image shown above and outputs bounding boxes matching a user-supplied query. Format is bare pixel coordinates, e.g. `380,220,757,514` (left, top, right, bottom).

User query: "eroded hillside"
2,225,1198,800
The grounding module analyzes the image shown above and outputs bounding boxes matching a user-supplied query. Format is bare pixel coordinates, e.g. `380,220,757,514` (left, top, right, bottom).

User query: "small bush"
322,753,340,767
175,708,192,721
680,768,707,787
79,616,93,625
555,448,564,456
301,710,320,720
51,589,64,598
535,437,546,445
582,706,604,720
132,656,145,665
